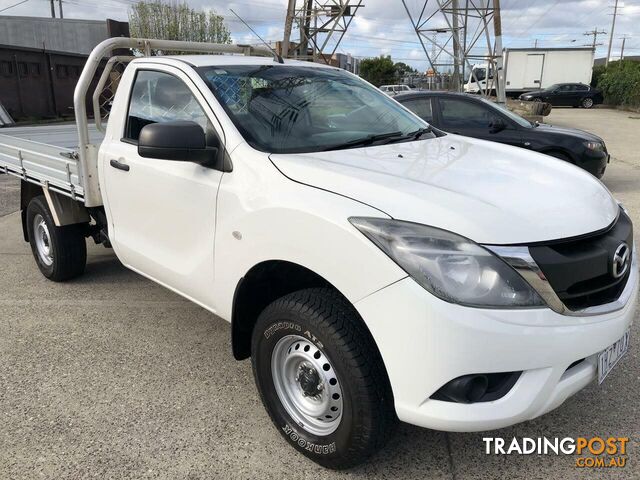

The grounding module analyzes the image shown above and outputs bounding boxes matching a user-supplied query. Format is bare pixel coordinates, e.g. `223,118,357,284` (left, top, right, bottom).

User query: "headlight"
585,141,604,152
350,218,545,308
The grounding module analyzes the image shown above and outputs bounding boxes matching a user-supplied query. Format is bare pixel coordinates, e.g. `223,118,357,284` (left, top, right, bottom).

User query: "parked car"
380,84,412,95
395,91,609,177
518,83,603,108
0,38,636,469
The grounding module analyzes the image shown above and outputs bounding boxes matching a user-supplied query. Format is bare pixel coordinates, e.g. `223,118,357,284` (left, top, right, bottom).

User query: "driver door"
99,65,224,308
549,85,572,106
436,97,522,148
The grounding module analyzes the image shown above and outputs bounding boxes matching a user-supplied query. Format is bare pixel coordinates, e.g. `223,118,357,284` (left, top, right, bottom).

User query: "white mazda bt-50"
0,38,635,469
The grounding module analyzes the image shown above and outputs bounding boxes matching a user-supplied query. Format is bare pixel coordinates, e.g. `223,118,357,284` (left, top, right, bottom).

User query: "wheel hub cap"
297,363,323,397
33,214,53,266
271,335,343,436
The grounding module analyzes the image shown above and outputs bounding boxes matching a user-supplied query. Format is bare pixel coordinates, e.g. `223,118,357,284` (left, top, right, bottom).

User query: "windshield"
477,97,532,128
196,65,431,154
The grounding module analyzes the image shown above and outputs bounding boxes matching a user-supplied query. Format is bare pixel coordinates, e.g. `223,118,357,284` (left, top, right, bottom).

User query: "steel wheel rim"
33,214,53,266
271,335,343,436
583,98,593,107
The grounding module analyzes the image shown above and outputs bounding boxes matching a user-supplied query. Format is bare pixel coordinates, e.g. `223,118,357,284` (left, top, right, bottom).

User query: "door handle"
110,159,130,172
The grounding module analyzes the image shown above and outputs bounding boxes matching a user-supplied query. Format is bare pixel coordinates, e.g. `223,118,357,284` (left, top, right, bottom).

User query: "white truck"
464,47,595,95
0,38,636,469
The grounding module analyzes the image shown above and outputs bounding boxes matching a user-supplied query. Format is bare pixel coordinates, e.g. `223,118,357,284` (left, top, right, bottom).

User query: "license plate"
598,329,630,384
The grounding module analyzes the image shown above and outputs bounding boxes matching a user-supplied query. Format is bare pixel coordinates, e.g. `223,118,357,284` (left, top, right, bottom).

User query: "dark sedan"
518,83,603,108
395,91,609,177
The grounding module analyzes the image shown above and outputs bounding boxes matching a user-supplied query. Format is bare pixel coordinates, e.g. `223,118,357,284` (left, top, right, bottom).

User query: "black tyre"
26,195,87,281
581,97,594,109
251,288,396,469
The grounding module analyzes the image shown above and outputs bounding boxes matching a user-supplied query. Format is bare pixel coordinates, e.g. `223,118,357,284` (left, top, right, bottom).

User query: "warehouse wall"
0,46,96,120
0,17,129,121
0,16,109,55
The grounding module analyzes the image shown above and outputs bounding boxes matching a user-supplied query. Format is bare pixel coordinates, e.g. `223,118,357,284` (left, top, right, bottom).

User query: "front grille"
529,209,633,310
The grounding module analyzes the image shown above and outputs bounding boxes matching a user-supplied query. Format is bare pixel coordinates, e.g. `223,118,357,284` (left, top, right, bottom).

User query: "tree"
394,62,417,76
359,56,396,86
129,1,231,45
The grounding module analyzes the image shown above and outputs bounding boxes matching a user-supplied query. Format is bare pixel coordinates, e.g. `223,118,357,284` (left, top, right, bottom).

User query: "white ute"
0,38,636,469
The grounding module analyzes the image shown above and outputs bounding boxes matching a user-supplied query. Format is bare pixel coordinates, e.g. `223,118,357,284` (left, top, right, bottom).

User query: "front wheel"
251,288,396,469
26,196,87,281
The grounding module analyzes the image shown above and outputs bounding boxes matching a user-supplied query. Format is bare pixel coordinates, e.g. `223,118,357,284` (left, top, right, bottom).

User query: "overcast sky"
2,0,638,71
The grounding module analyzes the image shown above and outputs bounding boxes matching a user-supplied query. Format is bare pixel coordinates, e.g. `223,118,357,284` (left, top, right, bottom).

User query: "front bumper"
355,262,638,432
576,148,609,177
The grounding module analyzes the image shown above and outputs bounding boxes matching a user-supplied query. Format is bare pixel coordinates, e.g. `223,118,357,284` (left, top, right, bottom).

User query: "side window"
402,98,433,122
576,84,589,91
125,70,208,142
439,98,494,129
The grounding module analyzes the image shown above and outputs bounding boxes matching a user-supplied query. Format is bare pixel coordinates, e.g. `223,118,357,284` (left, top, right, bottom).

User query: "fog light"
431,371,522,404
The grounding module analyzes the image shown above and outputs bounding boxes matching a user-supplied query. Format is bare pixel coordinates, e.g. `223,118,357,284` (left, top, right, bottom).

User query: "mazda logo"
612,243,630,279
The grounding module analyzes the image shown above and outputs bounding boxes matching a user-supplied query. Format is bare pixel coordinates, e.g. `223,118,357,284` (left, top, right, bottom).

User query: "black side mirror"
489,118,506,133
138,121,218,165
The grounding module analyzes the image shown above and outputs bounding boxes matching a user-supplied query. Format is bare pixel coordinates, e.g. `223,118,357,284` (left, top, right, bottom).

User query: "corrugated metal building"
0,16,111,54
0,16,129,122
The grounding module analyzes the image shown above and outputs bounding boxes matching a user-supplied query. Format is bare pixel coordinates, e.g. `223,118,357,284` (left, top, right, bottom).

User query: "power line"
0,0,29,13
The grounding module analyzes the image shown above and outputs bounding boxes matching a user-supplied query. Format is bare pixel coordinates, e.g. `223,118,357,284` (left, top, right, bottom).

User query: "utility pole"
619,34,630,60
49,0,56,18
583,27,606,48
534,38,538,48
451,0,461,91
282,0,296,58
493,0,505,104
58,0,63,19
300,0,312,57
606,0,621,66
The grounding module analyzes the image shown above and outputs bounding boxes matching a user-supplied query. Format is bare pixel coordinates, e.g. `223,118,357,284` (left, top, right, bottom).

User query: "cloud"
2,0,637,70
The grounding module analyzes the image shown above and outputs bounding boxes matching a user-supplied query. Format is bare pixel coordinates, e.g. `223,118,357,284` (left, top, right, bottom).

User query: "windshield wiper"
379,126,433,145
321,131,403,151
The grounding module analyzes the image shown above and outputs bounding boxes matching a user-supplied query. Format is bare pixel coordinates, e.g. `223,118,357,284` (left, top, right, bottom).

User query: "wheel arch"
231,260,384,363
232,260,333,360
20,182,90,241
539,147,576,163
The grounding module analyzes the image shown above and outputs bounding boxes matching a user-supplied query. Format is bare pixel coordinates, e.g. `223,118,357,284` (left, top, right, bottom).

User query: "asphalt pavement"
0,108,638,479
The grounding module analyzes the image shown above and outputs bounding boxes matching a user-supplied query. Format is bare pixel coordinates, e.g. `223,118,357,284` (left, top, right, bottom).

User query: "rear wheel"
581,97,594,109
251,288,396,469
26,196,87,281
